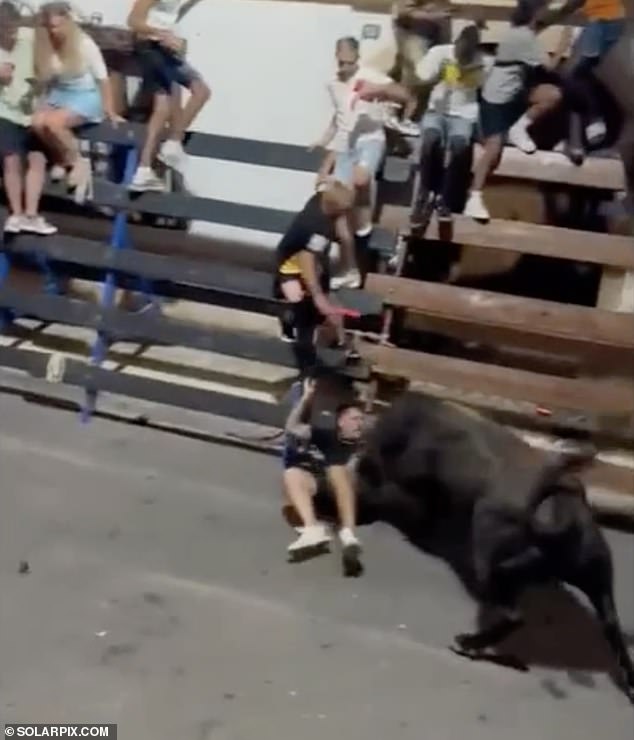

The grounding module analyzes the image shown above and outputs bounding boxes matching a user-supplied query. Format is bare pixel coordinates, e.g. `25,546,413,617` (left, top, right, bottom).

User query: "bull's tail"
526,444,596,516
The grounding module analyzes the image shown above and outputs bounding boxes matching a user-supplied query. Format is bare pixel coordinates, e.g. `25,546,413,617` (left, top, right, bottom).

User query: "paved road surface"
1,395,633,739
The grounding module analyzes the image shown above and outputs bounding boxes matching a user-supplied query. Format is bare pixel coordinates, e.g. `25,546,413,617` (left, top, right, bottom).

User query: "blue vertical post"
81,145,138,422
0,247,11,333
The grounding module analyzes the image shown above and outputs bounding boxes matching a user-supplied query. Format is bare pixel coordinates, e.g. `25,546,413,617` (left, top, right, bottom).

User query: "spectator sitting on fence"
314,37,412,290
388,0,452,134
282,377,364,574
30,2,120,204
274,181,354,375
410,22,489,228
463,0,568,222
540,0,626,164
0,1,55,236
127,0,211,192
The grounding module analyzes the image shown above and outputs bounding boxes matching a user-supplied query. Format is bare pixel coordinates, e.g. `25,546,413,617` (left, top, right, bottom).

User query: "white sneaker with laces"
49,164,67,182
128,167,166,192
339,527,362,553
21,215,58,236
508,117,537,154
3,214,23,233
585,120,607,145
287,524,331,555
331,268,362,291
463,191,490,221
158,139,187,173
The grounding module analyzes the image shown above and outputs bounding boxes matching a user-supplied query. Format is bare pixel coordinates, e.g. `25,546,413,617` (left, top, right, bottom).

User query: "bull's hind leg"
568,541,634,703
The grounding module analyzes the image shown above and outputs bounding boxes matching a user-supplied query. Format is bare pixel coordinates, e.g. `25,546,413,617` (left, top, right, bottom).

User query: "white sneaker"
339,527,363,576
49,164,67,182
3,214,23,233
128,166,166,192
508,120,537,154
331,268,362,291
287,524,331,556
463,191,490,221
385,115,420,137
585,120,606,145
158,139,187,173
21,215,58,236
339,527,362,552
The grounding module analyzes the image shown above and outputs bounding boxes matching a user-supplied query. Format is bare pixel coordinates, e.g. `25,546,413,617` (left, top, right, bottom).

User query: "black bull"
354,393,634,703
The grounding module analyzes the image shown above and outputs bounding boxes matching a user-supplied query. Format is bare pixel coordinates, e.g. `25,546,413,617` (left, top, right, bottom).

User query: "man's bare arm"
313,115,337,150
285,381,315,439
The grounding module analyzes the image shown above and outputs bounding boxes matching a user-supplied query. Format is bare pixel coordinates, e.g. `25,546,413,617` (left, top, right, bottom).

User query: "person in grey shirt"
464,0,569,221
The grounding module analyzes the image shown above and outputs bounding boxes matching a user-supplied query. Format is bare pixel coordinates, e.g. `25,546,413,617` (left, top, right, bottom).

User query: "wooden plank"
361,341,634,416
426,216,634,270
77,122,321,172
3,230,383,317
44,178,294,233
365,273,634,360
0,346,286,429
480,146,625,191
0,288,361,373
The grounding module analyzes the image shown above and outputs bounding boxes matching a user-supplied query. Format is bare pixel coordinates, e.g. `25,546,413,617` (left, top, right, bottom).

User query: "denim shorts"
135,40,202,94
333,136,386,184
421,112,475,144
576,19,625,60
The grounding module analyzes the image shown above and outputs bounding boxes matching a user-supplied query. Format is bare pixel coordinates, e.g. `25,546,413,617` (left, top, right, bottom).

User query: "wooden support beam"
365,273,634,362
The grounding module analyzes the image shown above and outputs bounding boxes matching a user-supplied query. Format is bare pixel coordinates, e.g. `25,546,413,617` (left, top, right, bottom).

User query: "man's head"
0,1,20,50
336,402,365,443
335,36,360,81
454,24,480,67
510,0,549,28
321,180,355,216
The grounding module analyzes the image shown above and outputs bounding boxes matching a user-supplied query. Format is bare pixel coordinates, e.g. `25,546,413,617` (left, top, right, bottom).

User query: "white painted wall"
64,0,397,247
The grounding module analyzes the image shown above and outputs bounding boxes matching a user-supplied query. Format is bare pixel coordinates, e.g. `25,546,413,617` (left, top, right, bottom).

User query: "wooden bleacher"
0,122,386,424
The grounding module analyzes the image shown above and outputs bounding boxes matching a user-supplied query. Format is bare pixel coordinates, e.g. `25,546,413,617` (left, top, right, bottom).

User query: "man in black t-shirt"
274,181,354,375
281,378,364,576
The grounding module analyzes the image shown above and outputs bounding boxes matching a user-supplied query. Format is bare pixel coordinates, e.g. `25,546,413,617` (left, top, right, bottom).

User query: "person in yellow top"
0,1,56,236
541,0,626,154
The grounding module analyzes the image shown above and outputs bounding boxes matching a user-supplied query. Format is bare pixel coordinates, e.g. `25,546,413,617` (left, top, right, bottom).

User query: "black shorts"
479,95,527,139
134,40,202,95
0,119,45,158
275,273,329,330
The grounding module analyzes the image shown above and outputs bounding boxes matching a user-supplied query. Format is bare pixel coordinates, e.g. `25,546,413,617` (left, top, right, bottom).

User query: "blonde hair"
34,2,84,81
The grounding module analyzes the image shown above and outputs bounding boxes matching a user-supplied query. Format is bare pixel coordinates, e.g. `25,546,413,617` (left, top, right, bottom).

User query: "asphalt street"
1,394,633,739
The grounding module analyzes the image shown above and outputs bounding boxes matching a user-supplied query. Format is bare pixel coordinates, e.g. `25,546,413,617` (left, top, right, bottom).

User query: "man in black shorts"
282,378,364,576
274,180,355,376
127,0,211,191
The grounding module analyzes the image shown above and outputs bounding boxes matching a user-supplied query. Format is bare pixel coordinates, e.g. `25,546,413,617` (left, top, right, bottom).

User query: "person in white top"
315,37,411,290
411,23,489,226
0,1,56,236
31,2,120,199
127,0,210,192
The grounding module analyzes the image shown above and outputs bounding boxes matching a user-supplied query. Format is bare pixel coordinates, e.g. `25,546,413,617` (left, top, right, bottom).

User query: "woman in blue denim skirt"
30,2,121,200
